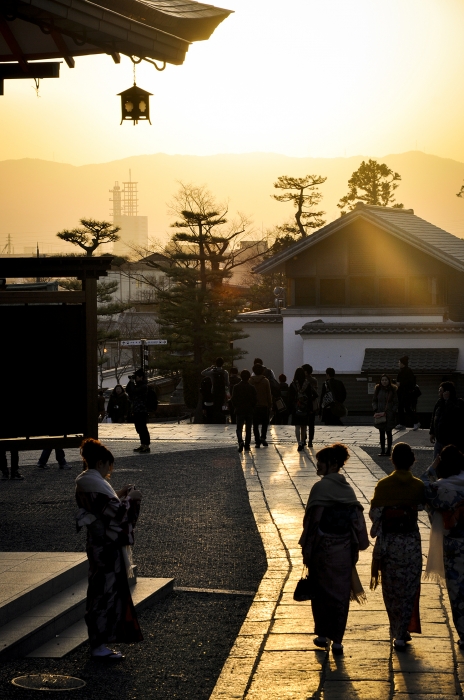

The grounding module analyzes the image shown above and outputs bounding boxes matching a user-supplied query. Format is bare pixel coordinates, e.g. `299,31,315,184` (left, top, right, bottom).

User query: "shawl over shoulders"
371,469,425,508
306,473,362,510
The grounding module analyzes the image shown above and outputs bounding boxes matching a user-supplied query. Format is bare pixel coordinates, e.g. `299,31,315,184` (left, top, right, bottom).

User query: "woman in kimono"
299,443,369,655
369,442,425,650
422,445,464,648
76,438,143,660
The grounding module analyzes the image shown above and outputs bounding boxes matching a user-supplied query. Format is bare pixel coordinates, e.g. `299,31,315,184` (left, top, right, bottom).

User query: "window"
320,278,345,305
409,276,446,305
294,278,316,306
350,277,376,306
379,278,405,306
409,276,432,305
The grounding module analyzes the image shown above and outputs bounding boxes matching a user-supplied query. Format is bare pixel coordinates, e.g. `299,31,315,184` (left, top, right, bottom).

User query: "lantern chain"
32,78,41,97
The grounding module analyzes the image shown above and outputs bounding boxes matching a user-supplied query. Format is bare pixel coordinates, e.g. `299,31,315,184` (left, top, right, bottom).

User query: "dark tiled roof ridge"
296,322,464,335
254,203,464,274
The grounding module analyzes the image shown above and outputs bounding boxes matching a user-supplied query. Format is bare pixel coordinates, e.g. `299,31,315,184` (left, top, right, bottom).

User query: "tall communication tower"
109,170,147,254
109,170,138,217
109,182,122,218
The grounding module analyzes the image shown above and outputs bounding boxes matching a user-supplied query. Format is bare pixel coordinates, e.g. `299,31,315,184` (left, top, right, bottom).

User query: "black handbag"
293,567,313,601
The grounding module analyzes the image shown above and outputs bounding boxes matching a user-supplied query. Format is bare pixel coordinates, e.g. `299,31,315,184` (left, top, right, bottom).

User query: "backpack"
147,386,158,412
201,376,213,400
211,369,226,401
294,382,310,416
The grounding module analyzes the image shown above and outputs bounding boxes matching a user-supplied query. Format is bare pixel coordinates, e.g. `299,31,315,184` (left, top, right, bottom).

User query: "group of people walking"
223,359,347,452
300,439,464,655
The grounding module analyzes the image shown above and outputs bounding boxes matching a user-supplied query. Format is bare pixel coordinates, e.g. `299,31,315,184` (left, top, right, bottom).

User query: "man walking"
250,364,273,447
396,355,420,430
228,367,241,424
37,448,71,470
126,368,151,453
201,358,229,424
231,370,257,452
320,368,347,426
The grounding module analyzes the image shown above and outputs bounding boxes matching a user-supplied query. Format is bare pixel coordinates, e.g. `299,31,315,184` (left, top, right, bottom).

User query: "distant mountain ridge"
1,151,464,254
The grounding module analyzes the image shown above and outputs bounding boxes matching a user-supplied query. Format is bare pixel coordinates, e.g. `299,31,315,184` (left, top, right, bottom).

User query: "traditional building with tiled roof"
235,203,464,416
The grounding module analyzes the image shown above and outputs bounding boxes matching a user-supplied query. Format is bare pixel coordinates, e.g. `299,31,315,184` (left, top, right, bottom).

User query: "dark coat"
288,379,316,426
396,366,416,395
231,381,258,415
430,398,464,449
107,390,130,423
372,385,398,431
126,379,148,415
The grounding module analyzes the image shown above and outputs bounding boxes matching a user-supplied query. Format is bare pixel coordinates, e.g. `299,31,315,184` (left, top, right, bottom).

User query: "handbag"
293,567,313,601
374,389,391,425
275,398,287,413
374,412,386,425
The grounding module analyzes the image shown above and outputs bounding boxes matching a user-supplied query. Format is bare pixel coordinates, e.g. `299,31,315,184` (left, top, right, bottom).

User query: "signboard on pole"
120,339,167,346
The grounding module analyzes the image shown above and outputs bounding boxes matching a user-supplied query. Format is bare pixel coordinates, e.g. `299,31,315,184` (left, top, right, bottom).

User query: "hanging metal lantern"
118,83,153,125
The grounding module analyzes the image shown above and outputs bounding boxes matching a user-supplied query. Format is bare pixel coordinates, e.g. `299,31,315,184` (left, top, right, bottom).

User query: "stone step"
0,578,88,660
0,553,88,627
28,577,174,658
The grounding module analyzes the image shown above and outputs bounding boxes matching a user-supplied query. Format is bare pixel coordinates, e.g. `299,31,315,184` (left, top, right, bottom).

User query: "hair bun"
331,443,350,464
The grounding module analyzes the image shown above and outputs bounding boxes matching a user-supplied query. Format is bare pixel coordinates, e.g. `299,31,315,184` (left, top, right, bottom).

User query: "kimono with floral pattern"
369,506,422,640
422,466,464,639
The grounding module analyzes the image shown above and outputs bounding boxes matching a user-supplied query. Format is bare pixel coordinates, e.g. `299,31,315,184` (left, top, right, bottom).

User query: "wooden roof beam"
0,15,28,72
50,30,75,68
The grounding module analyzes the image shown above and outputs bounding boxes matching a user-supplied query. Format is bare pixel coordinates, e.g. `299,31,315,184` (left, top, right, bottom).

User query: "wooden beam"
109,51,121,63
83,277,98,439
0,15,28,71
0,436,83,451
0,62,60,95
0,291,85,304
51,30,75,68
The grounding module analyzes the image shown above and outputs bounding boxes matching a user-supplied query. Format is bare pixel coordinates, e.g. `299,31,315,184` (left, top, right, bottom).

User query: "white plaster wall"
235,324,284,376
282,316,306,378
284,314,443,324
300,334,464,374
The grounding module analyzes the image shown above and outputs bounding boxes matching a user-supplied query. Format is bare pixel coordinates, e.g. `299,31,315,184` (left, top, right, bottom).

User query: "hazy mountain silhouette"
1,151,464,254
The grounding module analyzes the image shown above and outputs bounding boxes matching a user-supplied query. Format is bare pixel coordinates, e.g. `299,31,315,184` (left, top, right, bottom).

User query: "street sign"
120,339,167,347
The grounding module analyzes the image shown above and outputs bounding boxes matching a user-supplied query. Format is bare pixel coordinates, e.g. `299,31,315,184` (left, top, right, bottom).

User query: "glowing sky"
1,0,464,164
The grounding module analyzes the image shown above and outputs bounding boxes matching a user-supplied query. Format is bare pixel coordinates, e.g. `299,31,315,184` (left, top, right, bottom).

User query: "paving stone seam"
209,448,292,700
437,580,462,697
241,448,294,699
273,445,309,509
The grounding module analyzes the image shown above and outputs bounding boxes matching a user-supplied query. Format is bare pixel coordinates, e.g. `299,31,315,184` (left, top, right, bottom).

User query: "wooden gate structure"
0,256,112,451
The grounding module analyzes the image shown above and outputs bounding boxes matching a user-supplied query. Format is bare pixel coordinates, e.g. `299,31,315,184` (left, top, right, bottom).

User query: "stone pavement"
204,426,462,700
9,423,461,699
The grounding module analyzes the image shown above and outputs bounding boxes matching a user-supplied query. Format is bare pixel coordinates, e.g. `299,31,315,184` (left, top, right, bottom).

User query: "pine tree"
141,184,251,409
272,175,327,237
338,159,404,213
57,219,120,255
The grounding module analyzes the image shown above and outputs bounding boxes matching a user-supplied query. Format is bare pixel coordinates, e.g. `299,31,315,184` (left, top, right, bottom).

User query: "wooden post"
83,276,98,438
